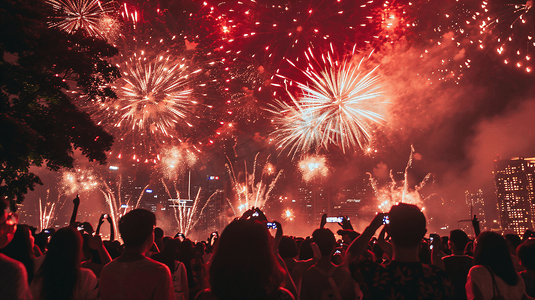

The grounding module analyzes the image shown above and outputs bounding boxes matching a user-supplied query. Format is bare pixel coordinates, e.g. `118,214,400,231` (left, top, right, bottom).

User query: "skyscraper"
465,189,486,228
493,157,535,235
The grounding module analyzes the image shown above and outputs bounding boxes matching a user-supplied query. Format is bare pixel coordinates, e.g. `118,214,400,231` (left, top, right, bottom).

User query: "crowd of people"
2,197,535,300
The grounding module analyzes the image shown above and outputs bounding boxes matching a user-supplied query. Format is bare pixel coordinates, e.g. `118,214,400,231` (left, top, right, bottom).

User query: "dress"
350,259,452,300
466,265,526,300
30,268,98,300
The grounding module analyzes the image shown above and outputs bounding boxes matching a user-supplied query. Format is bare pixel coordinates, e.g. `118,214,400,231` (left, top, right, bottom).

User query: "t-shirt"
0,253,33,300
466,265,526,300
300,263,362,300
442,255,473,300
30,268,98,300
99,257,174,300
350,259,452,300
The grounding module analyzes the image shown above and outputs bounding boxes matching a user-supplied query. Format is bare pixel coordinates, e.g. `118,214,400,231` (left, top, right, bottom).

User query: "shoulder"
273,287,294,300
195,289,218,300
79,268,98,281
145,257,172,273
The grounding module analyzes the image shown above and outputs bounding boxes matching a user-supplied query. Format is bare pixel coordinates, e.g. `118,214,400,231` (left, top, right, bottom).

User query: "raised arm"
346,213,385,262
95,214,105,235
69,195,80,225
107,215,115,241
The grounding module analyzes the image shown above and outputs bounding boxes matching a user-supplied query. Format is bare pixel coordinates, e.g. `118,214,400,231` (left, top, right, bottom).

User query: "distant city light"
109,166,119,170
208,176,220,180
146,189,153,193
120,204,128,208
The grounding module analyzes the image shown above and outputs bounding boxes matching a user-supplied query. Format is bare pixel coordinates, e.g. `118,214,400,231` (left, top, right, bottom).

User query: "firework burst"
476,0,534,72
91,51,200,160
298,154,329,182
46,0,117,38
269,47,387,157
226,153,283,213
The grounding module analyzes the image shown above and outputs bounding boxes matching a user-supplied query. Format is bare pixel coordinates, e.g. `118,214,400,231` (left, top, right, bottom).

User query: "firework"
269,47,386,157
91,51,200,160
298,154,329,182
46,0,117,38
159,146,197,179
226,153,283,213
60,168,100,195
477,0,534,72
282,208,294,221
162,174,221,236
220,0,384,66
368,146,436,212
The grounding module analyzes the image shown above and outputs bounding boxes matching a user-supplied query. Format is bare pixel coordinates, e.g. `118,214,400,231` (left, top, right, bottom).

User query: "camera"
326,217,344,223
382,215,390,225
266,222,277,229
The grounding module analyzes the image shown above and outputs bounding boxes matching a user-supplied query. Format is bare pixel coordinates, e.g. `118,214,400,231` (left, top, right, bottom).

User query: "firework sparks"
90,51,200,160
46,0,117,38
226,153,283,213
269,47,386,157
368,146,435,212
298,154,328,182
159,146,197,179
282,208,294,221
477,0,534,72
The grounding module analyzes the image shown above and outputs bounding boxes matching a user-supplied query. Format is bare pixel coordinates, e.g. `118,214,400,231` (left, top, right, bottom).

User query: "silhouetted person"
300,228,361,300
517,239,535,298
466,231,527,300
31,226,98,300
152,238,189,300
0,199,32,299
442,230,473,300
0,224,36,283
347,203,452,299
196,219,294,300
99,209,174,300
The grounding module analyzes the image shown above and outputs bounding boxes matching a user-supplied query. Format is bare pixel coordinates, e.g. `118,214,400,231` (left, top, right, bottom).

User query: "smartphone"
77,226,84,231
335,249,342,254
266,222,277,229
252,211,259,217
326,217,344,223
43,229,51,234
430,236,434,242
103,214,109,219
382,215,390,225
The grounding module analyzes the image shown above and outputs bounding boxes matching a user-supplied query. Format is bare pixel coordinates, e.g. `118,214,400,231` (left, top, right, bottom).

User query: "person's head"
154,227,164,240
209,219,284,300
298,238,314,260
39,227,83,300
505,233,522,256
0,224,35,283
449,229,469,254
312,228,336,257
118,209,156,251
517,239,535,271
278,236,298,259
0,199,17,249
388,203,427,249
474,231,518,286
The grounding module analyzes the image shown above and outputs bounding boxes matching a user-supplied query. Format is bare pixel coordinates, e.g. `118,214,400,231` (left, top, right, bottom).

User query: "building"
465,189,486,228
493,157,535,235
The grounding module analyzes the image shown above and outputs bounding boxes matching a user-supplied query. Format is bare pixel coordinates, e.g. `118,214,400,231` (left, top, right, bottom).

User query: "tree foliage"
0,0,119,210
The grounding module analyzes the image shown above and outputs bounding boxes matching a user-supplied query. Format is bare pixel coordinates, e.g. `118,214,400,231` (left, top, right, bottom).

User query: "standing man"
99,209,174,300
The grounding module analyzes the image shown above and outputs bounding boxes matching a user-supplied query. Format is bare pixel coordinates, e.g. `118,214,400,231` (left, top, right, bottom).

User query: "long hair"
209,219,285,300
0,224,35,283
37,227,81,300
473,231,518,286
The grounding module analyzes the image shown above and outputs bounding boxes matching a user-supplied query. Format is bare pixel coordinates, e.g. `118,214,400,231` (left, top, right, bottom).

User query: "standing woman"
196,219,293,300
31,226,98,300
0,224,36,283
466,231,529,300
